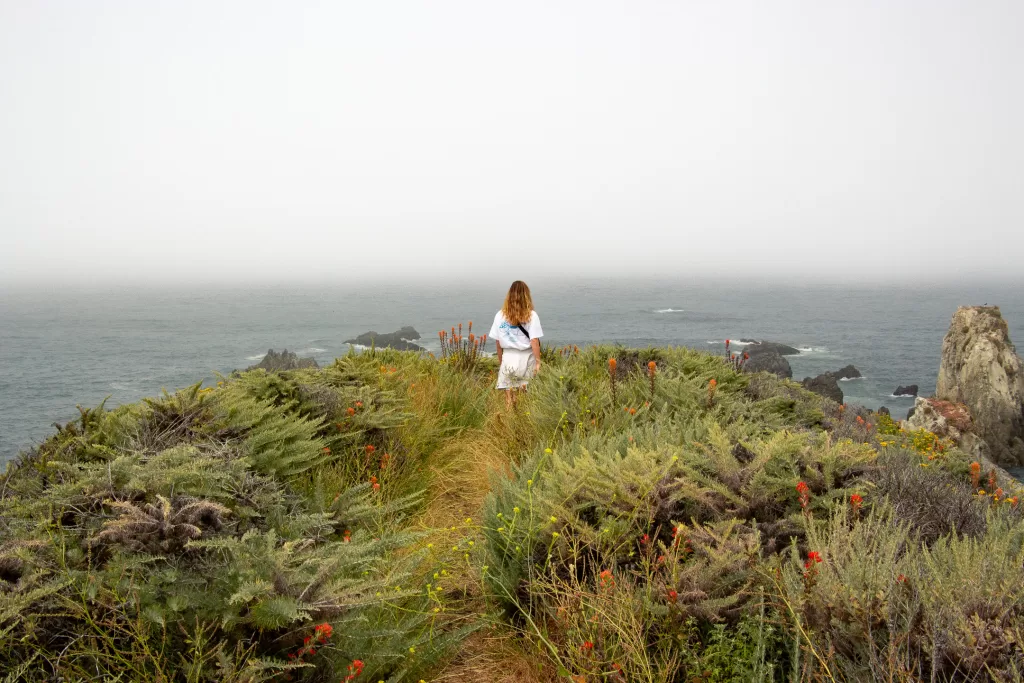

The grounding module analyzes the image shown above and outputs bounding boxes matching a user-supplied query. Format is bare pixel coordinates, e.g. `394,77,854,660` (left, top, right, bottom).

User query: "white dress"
489,310,543,390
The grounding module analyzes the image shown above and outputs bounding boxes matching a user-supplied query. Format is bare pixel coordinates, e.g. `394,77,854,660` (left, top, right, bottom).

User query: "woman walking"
489,280,543,406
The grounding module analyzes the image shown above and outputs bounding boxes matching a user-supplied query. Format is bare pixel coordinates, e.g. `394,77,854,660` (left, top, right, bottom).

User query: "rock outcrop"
906,397,989,460
741,340,801,357
344,326,424,352
247,349,318,372
802,373,843,404
833,365,862,381
935,306,1024,466
893,384,919,397
743,349,793,379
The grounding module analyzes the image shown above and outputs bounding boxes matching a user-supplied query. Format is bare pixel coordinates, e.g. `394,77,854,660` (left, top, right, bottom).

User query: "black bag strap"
516,323,530,339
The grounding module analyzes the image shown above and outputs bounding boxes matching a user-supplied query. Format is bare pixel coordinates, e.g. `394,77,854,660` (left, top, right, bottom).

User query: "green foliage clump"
482,344,1024,682
0,356,468,682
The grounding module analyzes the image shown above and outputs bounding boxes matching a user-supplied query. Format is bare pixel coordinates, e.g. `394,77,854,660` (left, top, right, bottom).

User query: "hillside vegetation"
1,342,1022,682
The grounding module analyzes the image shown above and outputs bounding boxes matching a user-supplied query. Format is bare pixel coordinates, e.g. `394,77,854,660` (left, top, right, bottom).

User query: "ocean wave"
798,346,829,354
654,308,684,313
298,347,327,354
888,393,917,399
706,339,752,346
245,354,265,361
838,376,864,382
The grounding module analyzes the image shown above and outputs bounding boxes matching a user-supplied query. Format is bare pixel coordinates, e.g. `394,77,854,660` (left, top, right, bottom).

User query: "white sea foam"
798,346,829,354
299,347,327,354
838,376,864,382
245,354,265,361
654,308,684,313
889,393,917,399
706,339,752,346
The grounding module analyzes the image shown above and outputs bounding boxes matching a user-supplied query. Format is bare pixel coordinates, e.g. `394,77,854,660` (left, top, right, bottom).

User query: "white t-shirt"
489,310,543,351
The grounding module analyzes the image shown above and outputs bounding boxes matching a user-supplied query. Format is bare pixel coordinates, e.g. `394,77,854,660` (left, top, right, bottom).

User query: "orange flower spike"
346,407,355,416
609,357,617,373
468,320,472,332
648,360,657,376
365,444,376,454
709,378,717,388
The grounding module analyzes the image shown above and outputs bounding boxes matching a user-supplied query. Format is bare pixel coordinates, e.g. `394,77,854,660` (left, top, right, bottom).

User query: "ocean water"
2,280,1022,464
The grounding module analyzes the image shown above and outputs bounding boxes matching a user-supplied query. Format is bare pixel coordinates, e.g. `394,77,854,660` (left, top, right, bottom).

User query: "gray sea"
3,279,1022,464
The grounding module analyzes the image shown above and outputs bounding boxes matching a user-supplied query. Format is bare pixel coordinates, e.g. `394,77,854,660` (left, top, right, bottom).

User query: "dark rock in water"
743,349,793,379
741,340,801,357
802,373,843,404
893,384,919,397
833,365,862,381
248,349,318,372
344,326,425,351
878,406,891,416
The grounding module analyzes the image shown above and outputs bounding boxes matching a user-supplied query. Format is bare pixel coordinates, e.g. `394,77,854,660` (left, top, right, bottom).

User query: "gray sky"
1,1,1021,285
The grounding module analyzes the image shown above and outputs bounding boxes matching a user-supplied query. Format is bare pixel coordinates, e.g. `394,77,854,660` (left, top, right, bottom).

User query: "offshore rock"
802,373,843,404
741,340,801,357
893,384,919,397
833,365,862,381
935,306,1024,467
344,326,425,351
248,349,318,372
743,349,793,379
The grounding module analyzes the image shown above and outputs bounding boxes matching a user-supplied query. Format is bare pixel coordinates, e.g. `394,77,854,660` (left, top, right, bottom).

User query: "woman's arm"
495,339,503,364
531,338,542,373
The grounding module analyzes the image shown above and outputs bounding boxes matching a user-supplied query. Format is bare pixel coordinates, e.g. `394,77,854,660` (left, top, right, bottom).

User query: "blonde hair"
502,281,533,325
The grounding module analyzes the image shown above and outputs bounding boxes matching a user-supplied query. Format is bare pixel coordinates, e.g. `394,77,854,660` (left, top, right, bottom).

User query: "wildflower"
365,444,376,454
667,589,678,603
648,360,657,374
343,530,351,543
322,446,331,453
373,482,380,491
897,574,907,584
629,408,636,415
581,641,594,653
970,461,981,489
599,569,614,588
347,407,356,416
850,493,863,512
356,401,363,408
640,533,649,544
805,551,822,569
609,358,617,373
796,481,811,509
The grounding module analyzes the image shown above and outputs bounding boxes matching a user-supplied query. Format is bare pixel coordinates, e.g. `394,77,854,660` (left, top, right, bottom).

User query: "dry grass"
410,375,552,682
433,628,559,683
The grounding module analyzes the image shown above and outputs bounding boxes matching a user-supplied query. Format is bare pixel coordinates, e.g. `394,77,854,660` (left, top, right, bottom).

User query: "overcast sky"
0,1,1021,285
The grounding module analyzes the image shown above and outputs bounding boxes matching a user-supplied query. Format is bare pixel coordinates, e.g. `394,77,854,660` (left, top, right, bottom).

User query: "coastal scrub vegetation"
1,343,1022,681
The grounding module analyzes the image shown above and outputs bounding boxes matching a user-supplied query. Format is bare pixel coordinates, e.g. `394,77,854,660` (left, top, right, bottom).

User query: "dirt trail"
416,409,555,683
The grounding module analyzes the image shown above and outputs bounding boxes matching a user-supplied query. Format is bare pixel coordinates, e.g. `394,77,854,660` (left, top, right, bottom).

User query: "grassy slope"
2,344,1023,682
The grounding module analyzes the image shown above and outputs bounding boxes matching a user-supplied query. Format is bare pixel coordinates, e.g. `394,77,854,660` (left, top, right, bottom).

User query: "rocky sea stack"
934,306,1024,466
344,326,424,351
741,340,798,378
247,349,318,371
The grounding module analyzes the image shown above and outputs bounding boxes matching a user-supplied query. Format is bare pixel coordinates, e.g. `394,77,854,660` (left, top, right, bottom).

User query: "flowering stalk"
648,360,657,399
796,481,811,513
707,378,717,407
970,461,981,489
609,357,618,405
